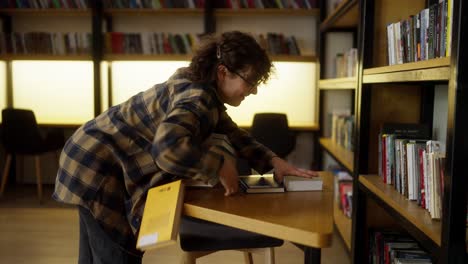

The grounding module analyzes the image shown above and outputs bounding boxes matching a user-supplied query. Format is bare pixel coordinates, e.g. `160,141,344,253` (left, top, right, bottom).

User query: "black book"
381,123,430,139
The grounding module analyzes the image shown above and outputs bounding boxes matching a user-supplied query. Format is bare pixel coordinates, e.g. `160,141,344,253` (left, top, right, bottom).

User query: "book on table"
283,175,323,191
239,174,284,193
136,180,185,251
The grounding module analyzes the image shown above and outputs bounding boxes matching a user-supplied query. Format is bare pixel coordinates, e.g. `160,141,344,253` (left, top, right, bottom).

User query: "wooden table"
183,172,334,263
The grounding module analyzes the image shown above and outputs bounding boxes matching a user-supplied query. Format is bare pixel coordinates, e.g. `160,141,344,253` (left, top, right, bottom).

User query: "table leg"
304,247,321,264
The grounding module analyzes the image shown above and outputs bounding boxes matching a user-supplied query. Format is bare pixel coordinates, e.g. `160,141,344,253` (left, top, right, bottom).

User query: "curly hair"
187,31,273,86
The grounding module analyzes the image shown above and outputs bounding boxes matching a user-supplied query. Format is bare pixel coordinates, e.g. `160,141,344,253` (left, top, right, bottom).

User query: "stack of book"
239,174,323,193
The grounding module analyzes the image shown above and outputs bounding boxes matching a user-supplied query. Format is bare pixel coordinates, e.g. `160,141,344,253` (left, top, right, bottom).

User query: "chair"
179,216,283,264
250,113,296,159
0,108,64,202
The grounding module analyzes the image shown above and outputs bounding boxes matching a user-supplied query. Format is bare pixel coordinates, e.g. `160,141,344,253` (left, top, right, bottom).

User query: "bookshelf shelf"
103,54,192,61
102,54,316,62
270,55,317,62
319,138,354,173
318,77,356,90
214,8,319,17
359,175,442,246
0,8,91,16
104,8,203,16
320,0,358,32
0,54,92,60
363,57,451,83
334,201,352,251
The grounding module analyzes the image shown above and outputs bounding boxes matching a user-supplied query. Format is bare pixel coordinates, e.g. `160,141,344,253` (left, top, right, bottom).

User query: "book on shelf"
136,180,185,251
378,123,445,220
239,174,284,193
283,175,323,191
385,0,453,66
370,230,433,264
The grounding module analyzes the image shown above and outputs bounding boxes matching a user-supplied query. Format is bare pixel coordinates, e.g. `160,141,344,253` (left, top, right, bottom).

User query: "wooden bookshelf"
0,54,92,61
214,8,319,17
363,58,451,83
320,0,358,32
103,54,317,62
0,8,91,16
104,8,203,16
359,175,442,246
104,54,191,61
334,201,352,251
319,77,356,90
270,55,317,62
319,138,354,173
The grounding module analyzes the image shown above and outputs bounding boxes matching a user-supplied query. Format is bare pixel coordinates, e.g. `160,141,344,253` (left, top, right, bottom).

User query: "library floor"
0,184,351,264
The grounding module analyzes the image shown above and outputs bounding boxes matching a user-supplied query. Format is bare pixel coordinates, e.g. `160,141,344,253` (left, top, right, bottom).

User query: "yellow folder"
137,180,185,250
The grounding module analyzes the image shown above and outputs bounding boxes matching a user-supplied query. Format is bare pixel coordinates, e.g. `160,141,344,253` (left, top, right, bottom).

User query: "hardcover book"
239,174,285,193
136,180,185,251
283,175,323,191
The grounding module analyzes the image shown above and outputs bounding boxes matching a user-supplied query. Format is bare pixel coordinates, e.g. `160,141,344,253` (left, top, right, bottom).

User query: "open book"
136,180,185,251
239,174,284,193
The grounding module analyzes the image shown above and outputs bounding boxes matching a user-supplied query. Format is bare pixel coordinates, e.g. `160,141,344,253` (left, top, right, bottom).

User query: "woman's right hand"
218,157,239,196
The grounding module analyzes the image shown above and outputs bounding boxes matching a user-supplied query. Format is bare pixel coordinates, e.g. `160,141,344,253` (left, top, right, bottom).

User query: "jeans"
78,206,143,264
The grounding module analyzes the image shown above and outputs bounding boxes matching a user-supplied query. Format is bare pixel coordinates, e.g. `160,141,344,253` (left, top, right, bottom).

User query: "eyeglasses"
222,64,258,91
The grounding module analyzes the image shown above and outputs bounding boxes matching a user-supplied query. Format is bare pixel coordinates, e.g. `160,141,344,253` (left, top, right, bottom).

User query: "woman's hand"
218,157,239,196
271,156,319,183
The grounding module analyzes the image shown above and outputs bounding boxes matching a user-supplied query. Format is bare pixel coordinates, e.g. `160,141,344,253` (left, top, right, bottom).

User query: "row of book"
0,32,92,55
334,48,357,78
105,32,199,55
102,0,317,9
0,0,89,8
212,0,317,9
256,33,301,56
378,123,445,220
104,0,204,8
386,0,453,66
330,112,354,151
105,32,302,56
334,171,352,218
369,230,433,264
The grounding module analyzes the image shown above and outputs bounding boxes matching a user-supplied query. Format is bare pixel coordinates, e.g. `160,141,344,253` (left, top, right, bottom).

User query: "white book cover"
406,143,415,200
387,23,395,65
423,150,429,210
284,176,323,192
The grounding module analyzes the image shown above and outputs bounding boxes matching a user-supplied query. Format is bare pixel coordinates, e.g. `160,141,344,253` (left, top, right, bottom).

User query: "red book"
419,148,425,208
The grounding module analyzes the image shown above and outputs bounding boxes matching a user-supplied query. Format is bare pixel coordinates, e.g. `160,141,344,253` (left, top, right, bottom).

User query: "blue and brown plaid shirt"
53,68,276,252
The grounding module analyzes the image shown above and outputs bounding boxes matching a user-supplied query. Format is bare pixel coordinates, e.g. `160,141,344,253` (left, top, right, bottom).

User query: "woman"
54,31,317,264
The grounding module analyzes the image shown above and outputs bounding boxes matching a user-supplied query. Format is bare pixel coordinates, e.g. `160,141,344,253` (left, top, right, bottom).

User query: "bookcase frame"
317,0,360,252
351,0,467,263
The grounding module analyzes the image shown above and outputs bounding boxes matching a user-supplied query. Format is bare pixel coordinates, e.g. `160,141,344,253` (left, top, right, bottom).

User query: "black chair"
179,216,283,264
0,108,64,202
250,113,296,159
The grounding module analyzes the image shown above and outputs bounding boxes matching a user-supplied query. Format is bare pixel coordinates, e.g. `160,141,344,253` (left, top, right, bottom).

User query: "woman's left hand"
271,157,319,183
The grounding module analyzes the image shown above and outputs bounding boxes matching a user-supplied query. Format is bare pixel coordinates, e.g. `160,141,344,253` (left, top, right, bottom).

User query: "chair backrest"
250,113,296,158
2,108,43,154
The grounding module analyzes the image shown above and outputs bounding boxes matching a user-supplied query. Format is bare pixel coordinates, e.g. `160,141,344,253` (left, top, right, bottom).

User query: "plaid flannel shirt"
53,68,276,252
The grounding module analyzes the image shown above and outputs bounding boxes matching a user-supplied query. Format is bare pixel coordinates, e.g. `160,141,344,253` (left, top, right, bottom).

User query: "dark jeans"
78,206,143,264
